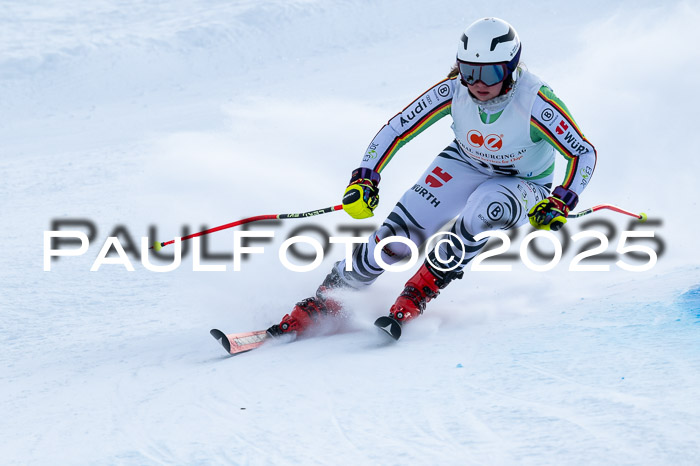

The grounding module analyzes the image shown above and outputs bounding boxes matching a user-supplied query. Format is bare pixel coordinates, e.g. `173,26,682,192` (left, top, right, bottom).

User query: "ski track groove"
322,392,366,462
459,375,647,464
192,371,274,463
516,360,660,413
112,356,176,464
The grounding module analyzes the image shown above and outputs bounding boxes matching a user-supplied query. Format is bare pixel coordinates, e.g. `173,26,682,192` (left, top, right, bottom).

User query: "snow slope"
1,1,699,464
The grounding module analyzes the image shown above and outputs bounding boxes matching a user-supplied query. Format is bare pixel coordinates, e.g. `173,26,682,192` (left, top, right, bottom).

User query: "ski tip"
374,316,402,341
210,328,231,353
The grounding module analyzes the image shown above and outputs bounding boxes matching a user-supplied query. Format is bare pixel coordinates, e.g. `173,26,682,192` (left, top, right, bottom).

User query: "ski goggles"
458,61,509,87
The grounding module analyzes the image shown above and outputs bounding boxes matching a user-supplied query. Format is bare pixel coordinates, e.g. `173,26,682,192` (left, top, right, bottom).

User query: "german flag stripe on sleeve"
362,77,456,173
375,100,451,172
530,87,597,192
530,117,573,158
537,90,584,135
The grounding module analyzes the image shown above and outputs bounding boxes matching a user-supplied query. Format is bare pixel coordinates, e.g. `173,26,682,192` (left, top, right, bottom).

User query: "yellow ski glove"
528,186,579,231
342,168,380,219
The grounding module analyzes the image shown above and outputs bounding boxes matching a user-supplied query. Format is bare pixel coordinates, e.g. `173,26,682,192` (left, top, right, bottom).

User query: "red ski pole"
569,204,647,221
150,204,343,251
150,203,645,251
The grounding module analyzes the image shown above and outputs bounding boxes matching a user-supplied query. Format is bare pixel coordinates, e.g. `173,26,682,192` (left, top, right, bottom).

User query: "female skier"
266,17,597,337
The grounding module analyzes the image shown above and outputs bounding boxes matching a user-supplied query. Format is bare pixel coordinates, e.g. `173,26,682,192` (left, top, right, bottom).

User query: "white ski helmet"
456,18,521,87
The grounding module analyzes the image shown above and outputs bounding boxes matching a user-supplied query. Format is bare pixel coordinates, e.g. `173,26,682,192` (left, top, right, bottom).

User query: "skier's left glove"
528,186,579,231
342,168,380,219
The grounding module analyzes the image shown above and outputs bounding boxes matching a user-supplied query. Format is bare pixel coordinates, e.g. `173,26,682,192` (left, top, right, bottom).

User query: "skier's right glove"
342,168,381,219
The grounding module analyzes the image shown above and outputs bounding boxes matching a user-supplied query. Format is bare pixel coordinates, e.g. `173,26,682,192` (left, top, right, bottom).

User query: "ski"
374,316,402,341
212,316,401,356
210,328,269,355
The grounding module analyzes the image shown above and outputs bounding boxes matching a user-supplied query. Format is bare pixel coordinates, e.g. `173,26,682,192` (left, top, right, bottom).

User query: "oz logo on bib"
466,129,503,151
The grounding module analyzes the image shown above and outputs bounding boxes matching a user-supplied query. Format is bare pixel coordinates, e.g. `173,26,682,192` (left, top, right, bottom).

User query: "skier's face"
467,81,504,101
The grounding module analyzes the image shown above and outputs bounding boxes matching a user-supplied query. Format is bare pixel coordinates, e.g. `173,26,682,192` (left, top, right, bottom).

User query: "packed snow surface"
2,1,699,464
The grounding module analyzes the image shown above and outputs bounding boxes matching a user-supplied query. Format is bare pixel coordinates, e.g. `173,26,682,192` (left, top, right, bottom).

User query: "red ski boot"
389,263,442,324
266,265,346,337
388,259,465,324
266,297,328,336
